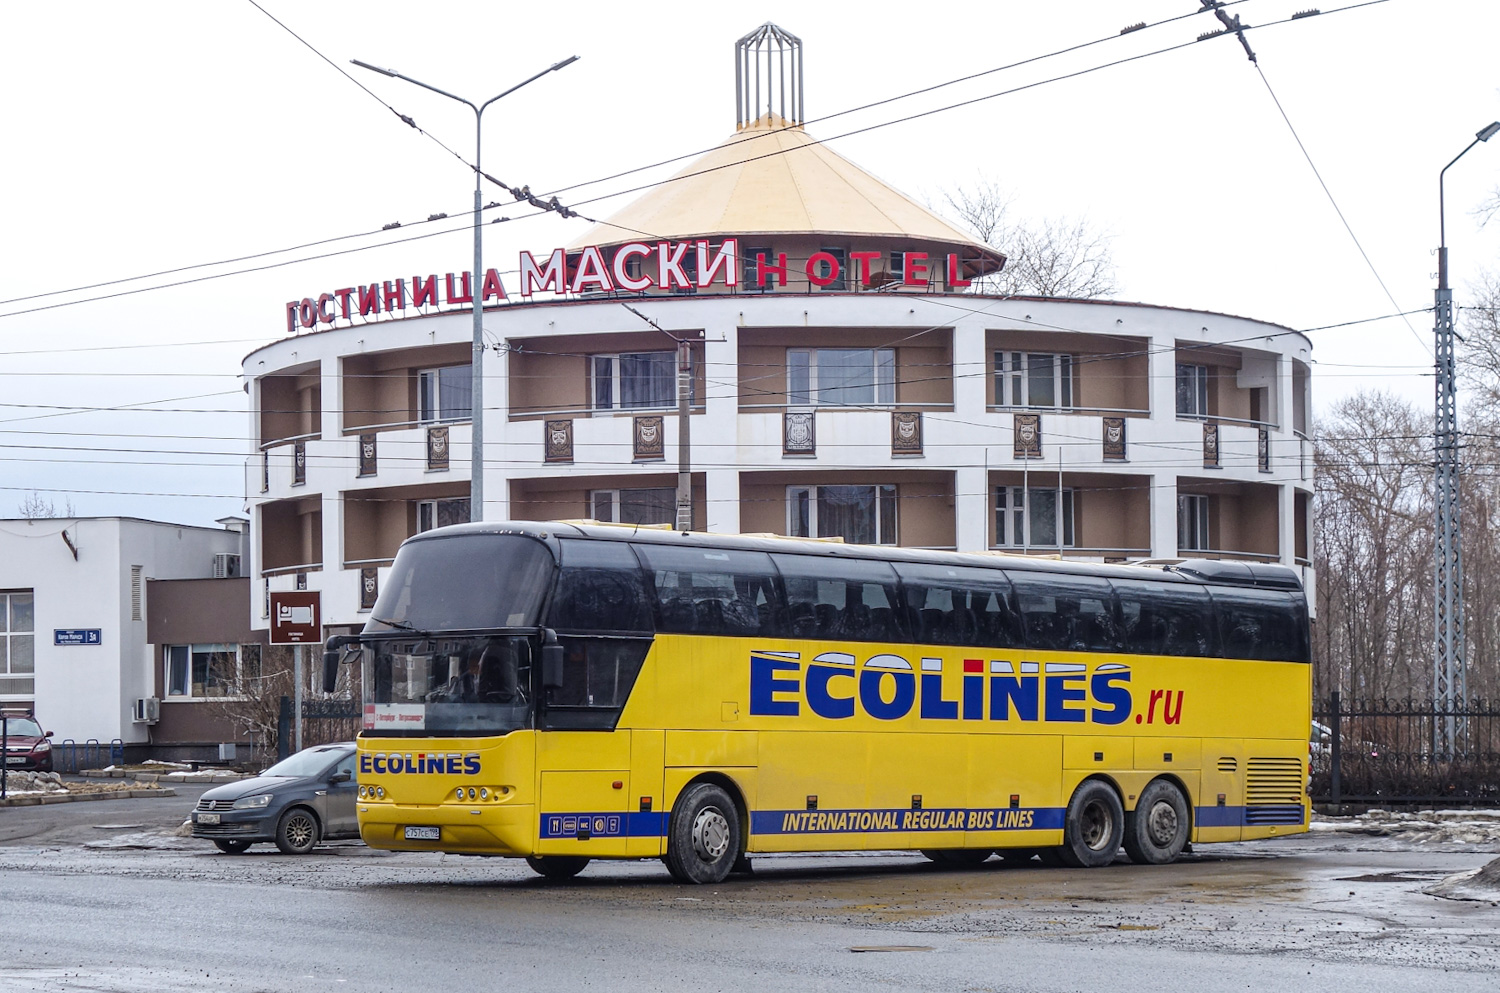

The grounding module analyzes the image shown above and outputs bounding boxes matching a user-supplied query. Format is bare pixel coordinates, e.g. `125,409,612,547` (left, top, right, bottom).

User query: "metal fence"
275,697,361,761
1310,691,1500,805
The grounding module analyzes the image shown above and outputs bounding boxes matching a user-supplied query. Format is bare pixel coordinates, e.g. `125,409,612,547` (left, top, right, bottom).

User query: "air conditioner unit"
213,552,242,579
132,697,160,724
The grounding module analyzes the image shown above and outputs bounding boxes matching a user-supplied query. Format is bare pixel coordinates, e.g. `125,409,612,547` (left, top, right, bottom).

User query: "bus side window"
1210,588,1308,662
550,539,654,634
1111,579,1216,658
632,545,782,637
892,563,1020,649
772,554,903,644
1008,574,1121,653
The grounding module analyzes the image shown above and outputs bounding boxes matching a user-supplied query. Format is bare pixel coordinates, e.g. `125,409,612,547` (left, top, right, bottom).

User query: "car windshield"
1,717,41,737
364,635,533,737
260,746,349,778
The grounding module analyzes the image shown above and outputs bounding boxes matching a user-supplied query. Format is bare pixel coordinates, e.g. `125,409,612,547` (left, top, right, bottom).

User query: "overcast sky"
1,0,1496,528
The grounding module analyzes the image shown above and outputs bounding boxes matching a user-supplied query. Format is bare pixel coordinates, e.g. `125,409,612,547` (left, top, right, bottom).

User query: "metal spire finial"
735,22,803,130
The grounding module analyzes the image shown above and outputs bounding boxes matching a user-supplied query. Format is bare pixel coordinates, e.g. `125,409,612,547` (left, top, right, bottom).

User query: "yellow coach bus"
324,521,1311,884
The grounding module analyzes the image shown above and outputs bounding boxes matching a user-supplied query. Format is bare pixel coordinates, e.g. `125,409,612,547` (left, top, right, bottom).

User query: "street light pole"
352,56,579,521
1432,120,1500,756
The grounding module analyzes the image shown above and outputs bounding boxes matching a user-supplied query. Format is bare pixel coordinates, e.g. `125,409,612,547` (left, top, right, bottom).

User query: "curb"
0,787,177,808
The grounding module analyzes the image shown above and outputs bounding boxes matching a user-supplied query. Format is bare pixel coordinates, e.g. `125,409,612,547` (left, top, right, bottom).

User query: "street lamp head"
551,55,580,73
350,59,398,78
1478,122,1500,142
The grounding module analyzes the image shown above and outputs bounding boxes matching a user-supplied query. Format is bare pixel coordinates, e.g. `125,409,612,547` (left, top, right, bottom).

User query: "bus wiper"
370,616,431,637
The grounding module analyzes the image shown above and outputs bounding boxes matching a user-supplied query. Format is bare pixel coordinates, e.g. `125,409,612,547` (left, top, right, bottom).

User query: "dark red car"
1,712,53,773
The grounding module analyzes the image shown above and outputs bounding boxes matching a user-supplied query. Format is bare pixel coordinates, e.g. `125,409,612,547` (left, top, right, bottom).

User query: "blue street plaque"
54,629,102,646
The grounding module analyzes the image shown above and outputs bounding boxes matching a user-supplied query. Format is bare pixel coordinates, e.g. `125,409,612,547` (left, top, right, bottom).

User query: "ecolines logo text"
359,752,480,776
749,652,1142,725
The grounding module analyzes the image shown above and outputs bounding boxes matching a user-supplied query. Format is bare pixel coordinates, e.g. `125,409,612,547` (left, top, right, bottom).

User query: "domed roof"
569,113,1002,265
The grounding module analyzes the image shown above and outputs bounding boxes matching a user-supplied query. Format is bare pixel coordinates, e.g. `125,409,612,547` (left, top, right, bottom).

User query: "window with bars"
0,591,35,697
994,487,1075,548
417,498,471,533
995,352,1076,408
1176,363,1209,417
1177,494,1211,551
418,365,473,424
591,352,688,410
590,487,677,526
787,484,898,545
787,348,896,406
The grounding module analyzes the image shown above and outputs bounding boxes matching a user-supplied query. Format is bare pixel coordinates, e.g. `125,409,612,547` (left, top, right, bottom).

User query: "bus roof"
404,521,1304,592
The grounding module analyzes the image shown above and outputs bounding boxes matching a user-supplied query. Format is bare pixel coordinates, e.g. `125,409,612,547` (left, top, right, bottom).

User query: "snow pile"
1426,855,1500,902
0,771,68,796
1313,807,1500,845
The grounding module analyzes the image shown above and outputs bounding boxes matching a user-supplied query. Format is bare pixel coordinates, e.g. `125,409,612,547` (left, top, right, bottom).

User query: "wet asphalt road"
1,792,1497,992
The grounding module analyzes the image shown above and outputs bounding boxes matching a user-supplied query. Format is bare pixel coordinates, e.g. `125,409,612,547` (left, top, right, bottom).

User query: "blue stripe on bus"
1195,804,1306,828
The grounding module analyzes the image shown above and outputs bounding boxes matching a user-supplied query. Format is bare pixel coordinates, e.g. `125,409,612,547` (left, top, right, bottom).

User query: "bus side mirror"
321,652,340,694
542,630,565,688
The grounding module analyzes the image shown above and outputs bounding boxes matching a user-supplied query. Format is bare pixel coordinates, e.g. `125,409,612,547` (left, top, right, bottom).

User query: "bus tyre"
921,848,993,866
526,855,590,880
1058,780,1124,868
274,807,320,855
1123,779,1190,865
664,783,741,885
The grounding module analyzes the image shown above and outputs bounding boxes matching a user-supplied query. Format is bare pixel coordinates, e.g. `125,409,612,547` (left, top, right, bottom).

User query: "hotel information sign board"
270,592,321,645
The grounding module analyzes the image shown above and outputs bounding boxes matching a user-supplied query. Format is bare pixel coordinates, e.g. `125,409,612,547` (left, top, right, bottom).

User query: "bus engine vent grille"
1216,756,1237,773
1245,757,1304,824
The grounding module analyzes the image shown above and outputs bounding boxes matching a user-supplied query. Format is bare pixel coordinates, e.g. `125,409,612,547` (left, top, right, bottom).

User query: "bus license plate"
405,826,440,841
197,813,220,825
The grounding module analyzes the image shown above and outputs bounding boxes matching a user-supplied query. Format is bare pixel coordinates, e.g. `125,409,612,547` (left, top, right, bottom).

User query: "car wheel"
920,848,993,866
664,783,741,885
525,855,590,880
1123,779,1190,865
1058,780,1124,868
214,840,252,854
274,807,320,855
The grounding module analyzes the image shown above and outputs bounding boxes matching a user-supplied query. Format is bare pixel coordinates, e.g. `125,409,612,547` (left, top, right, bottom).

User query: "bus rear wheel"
1058,780,1124,868
1123,779,1189,865
921,848,993,866
664,783,741,884
526,855,590,880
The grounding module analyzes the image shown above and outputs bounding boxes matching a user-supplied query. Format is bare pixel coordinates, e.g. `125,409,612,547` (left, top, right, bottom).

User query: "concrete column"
955,465,988,553
704,321,740,533
1151,472,1179,560
950,316,987,419
1277,482,1296,567
487,340,510,522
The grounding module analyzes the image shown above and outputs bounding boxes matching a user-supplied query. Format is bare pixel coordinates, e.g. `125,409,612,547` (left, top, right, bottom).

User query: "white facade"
0,517,243,743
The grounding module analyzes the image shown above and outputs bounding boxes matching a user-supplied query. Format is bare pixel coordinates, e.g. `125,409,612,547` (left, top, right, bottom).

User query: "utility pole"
1432,121,1500,756
623,305,693,531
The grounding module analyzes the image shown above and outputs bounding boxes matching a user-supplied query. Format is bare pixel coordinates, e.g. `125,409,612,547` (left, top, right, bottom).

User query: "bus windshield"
364,635,534,736
365,533,554,634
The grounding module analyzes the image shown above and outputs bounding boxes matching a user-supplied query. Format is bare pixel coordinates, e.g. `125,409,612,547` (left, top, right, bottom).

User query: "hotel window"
417,497,471,533
787,348,896,406
815,247,847,291
888,251,906,283
418,365,473,424
1177,494,1211,551
0,591,35,697
995,352,1076,408
592,351,690,410
591,487,677,526
741,247,770,291
995,487,1075,548
164,643,262,699
787,484,897,545
1176,363,1209,417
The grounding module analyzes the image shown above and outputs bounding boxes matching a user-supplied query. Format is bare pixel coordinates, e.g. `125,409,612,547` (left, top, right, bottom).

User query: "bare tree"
16,492,75,519
1460,270,1500,407
939,179,1118,299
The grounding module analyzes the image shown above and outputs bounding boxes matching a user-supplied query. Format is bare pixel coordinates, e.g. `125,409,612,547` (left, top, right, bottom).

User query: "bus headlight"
375,786,385,799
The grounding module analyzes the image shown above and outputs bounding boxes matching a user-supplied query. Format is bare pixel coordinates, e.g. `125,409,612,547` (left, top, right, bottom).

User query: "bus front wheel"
1122,779,1189,865
1058,780,1124,868
664,783,741,884
526,855,590,880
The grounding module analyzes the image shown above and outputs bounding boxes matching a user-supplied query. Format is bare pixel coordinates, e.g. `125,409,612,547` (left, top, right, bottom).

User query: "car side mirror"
541,629,564,689
44,730,54,738
328,771,351,784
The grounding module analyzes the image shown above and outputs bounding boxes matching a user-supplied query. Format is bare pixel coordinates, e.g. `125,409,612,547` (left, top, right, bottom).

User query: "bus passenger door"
1196,738,1245,842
